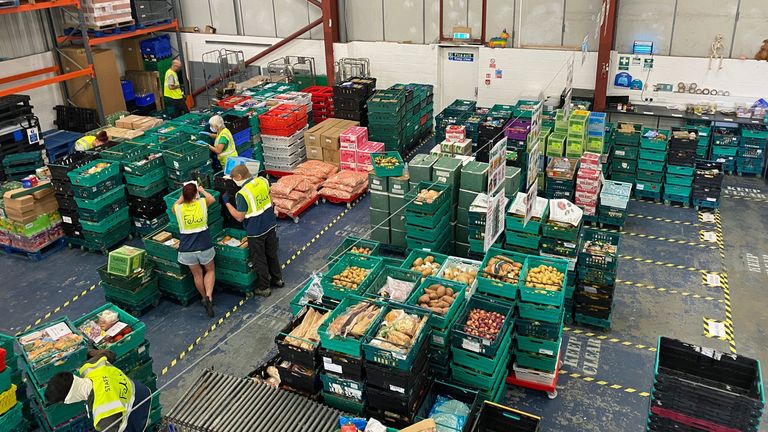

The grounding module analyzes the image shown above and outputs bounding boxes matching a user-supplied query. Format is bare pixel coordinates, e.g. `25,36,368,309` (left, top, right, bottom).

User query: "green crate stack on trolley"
67,159,131,253
575,228,621,329
456,161,488,258
405,181,453,255
143,227,199,306
213,228,259,295
504,193,548,256
635,128,669,202
17,318,89,432
611,122,642,185
74,303,163,429
710,122,740,174
367,88,407,153
736,124,768,176
2,150,45,181
97,245,161,316
103,142,169,237
0,333,30,432
161,140,214,191
514,255,568,387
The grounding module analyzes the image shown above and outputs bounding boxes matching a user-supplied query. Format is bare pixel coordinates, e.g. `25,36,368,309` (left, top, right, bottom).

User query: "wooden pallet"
0,237,66,261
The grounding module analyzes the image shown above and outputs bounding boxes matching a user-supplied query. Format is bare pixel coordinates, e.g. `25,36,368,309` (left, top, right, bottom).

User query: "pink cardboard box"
340,149,357,164
340,161,357,171
356,163,372,173
340,126,369,150
445,125,466,142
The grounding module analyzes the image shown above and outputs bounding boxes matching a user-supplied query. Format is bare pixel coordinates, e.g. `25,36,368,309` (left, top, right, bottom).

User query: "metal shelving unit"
0,0,187,124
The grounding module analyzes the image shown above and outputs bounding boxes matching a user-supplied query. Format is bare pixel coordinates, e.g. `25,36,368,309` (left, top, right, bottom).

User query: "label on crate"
389,384,406,394
462,339,481,353
138,345,146,354
706,197,717,202
393,352,407,360
636,184,645,190
62,216,72,224
324,362,343,374
584,286,598,294
564,242,576,249
539,349,554,356
432,335,445,345
615,150,625,157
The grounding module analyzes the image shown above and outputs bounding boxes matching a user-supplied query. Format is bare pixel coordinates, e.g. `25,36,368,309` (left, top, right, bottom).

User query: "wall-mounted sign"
448,52,474,62
619,56,630,70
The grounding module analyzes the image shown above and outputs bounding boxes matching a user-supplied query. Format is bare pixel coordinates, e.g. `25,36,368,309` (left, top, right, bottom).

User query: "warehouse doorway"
438,46,479,112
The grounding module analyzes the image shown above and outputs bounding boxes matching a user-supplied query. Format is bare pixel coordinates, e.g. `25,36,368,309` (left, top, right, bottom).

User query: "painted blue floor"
3,157,767,431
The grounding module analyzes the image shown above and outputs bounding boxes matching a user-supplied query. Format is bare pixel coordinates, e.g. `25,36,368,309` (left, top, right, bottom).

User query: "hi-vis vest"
74,135,97,151
215,127,238,168
236,177,272,218
175,198,208,234
164,69,183,99
80,357,135,432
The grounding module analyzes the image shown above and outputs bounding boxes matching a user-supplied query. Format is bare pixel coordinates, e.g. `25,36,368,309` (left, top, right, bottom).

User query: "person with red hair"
173,182,217,317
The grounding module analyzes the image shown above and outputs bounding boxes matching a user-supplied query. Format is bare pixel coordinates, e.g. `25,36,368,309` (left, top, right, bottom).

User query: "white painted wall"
607,52,768,108
0,52,64,131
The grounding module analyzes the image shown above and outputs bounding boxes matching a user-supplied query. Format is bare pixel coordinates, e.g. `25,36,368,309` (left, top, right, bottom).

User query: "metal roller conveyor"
163,369,342,432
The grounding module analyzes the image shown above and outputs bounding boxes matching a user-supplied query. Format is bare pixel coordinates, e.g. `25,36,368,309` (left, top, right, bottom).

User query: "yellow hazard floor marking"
563,327,657,353
627,213,699,226
160,196,363,377
559,369,651,398
703,317,731,341
21,284,98,333
714,211,736,354
619,254,719,275
598,228,717,249
615,279,723,303
724,195,768,204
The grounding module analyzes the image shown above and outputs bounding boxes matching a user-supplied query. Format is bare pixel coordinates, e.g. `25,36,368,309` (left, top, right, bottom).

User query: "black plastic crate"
650,387,762,429
55,194,79,212
275,305,327,369
574,291,614,307
470,401,541,432
647,414,707,432
366,373,429,417
365,401,421,430
223,114,250,134
415,380,481,432
276,357,321,395
365,345,430,394
318,347,364,382
54,105,99,133
334,109,367,122
334,97,366,112
654,369,764,411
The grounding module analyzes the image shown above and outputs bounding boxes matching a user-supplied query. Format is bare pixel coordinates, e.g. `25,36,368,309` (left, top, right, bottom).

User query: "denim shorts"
178,247,216,266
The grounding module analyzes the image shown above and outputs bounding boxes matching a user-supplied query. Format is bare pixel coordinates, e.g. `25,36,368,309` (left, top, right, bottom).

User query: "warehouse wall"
176,0,768,58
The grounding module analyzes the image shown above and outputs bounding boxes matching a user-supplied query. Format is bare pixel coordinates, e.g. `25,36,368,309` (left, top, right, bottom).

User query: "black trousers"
164,96,188,118
248,227,283,290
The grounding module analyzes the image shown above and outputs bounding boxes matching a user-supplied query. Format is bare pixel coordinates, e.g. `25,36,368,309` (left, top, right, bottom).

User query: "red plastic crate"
0,348,6,372
303,86,333,97
218,95,251,109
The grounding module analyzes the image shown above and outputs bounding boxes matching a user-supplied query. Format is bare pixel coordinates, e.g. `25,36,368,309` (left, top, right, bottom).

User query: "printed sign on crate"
484,191,506,251
524,180,538,226
487,137,507,195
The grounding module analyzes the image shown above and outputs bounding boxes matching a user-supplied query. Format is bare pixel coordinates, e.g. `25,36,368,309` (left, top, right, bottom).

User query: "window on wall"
0,14,48,60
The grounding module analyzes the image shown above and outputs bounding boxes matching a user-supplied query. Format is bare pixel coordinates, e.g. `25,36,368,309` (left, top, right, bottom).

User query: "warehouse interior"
1,1,767,431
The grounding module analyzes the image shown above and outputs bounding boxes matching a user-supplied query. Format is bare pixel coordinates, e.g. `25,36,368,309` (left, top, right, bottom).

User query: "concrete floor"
2,157,767,431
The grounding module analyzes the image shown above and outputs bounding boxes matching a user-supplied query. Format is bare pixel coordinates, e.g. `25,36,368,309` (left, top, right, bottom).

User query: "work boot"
253,288,272,297
271,279,285,288
203,297,214,317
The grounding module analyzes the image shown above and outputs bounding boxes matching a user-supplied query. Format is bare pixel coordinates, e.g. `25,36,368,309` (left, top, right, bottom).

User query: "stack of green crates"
67,159,131,252
18,318,88,432
2,151,45,181
601,123,615,178
504,193,548,255
663,128,698,206
433,157,462,253
515,255,568,381
367,88,407,153
405,181,452,254
74,304,163,429
161,141,213,191
214,228,258,294
546,131,567,158
736,124,768,176
98,246,160,316
457,161,488,258
553,109,568,133
450,294,514,403
540,206,581,318
711,122,740,174
103,142,169,237
369,172,393,247
566,110,589,158
0,333,28,432
392,83,434,153
143,227,198,306
544,157,577,201
635,128,668,202
163,188,223,237
611,122,641,184
686,122,711,159
575,228,621,329
585,112,607,154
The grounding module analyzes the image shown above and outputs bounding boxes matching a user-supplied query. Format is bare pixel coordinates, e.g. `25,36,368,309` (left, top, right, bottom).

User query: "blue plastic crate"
121,80,135,102
140,35,172,59
233,129,251,146
135,93,156,107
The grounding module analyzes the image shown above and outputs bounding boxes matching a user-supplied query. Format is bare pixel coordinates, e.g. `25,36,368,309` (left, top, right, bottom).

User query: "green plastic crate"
665,173,693,187
517,301,563,323
18,318,87,387
322,392,365,415
143,229,180,262
101,276,159,306
362,265,422,302
400,249,448,279
73,303,146,358
216,267,258,286
666,165,695,176
370,152,404,177
321,253,383,301
124,165,167,187
74,185,126,211
405,181,452,214
519,255,568,306
67,160,121,187
406,213,451,242
406,276,466,329
578,228,620,272
81,207,131,234
504,231,540,251
612,145,638,160
505,199,549,234
451,329,512,374
71,174,122,199
515,345,559,371
639,148,667,162
213,228,249,260
97,260,155,291
328,236,381,262
637,159,665,172
612,158,637,173
363,304,431,370
663,184,692,197
450,295,515,358
163,142,209,171
0,403,23,431
541,219,582,242
476,248,526,301
635,180,662,194
636,169,664,183
318,296,385,357
126,178,167,198
451,348,510,391
404,201,451,229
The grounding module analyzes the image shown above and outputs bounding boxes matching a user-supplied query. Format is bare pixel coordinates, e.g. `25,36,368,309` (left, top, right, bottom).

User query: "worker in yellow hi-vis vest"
46,350,153,432
163,59,188,118
206,114,238,171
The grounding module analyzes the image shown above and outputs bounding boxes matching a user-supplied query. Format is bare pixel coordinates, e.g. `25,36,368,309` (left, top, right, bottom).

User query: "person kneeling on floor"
45,350,153,432
223,165,284,296
174,181,217,317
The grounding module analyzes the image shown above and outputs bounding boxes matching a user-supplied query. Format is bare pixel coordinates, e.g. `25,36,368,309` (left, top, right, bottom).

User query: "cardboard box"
340,149,357,164
306,145,323,161
105,127,144,140
304,122,332,148
321,119,359,150
121,37,151,71
323,148,340,165
124,70,164,111
61,47,126,116
339,126,368,150
339,161,357,171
